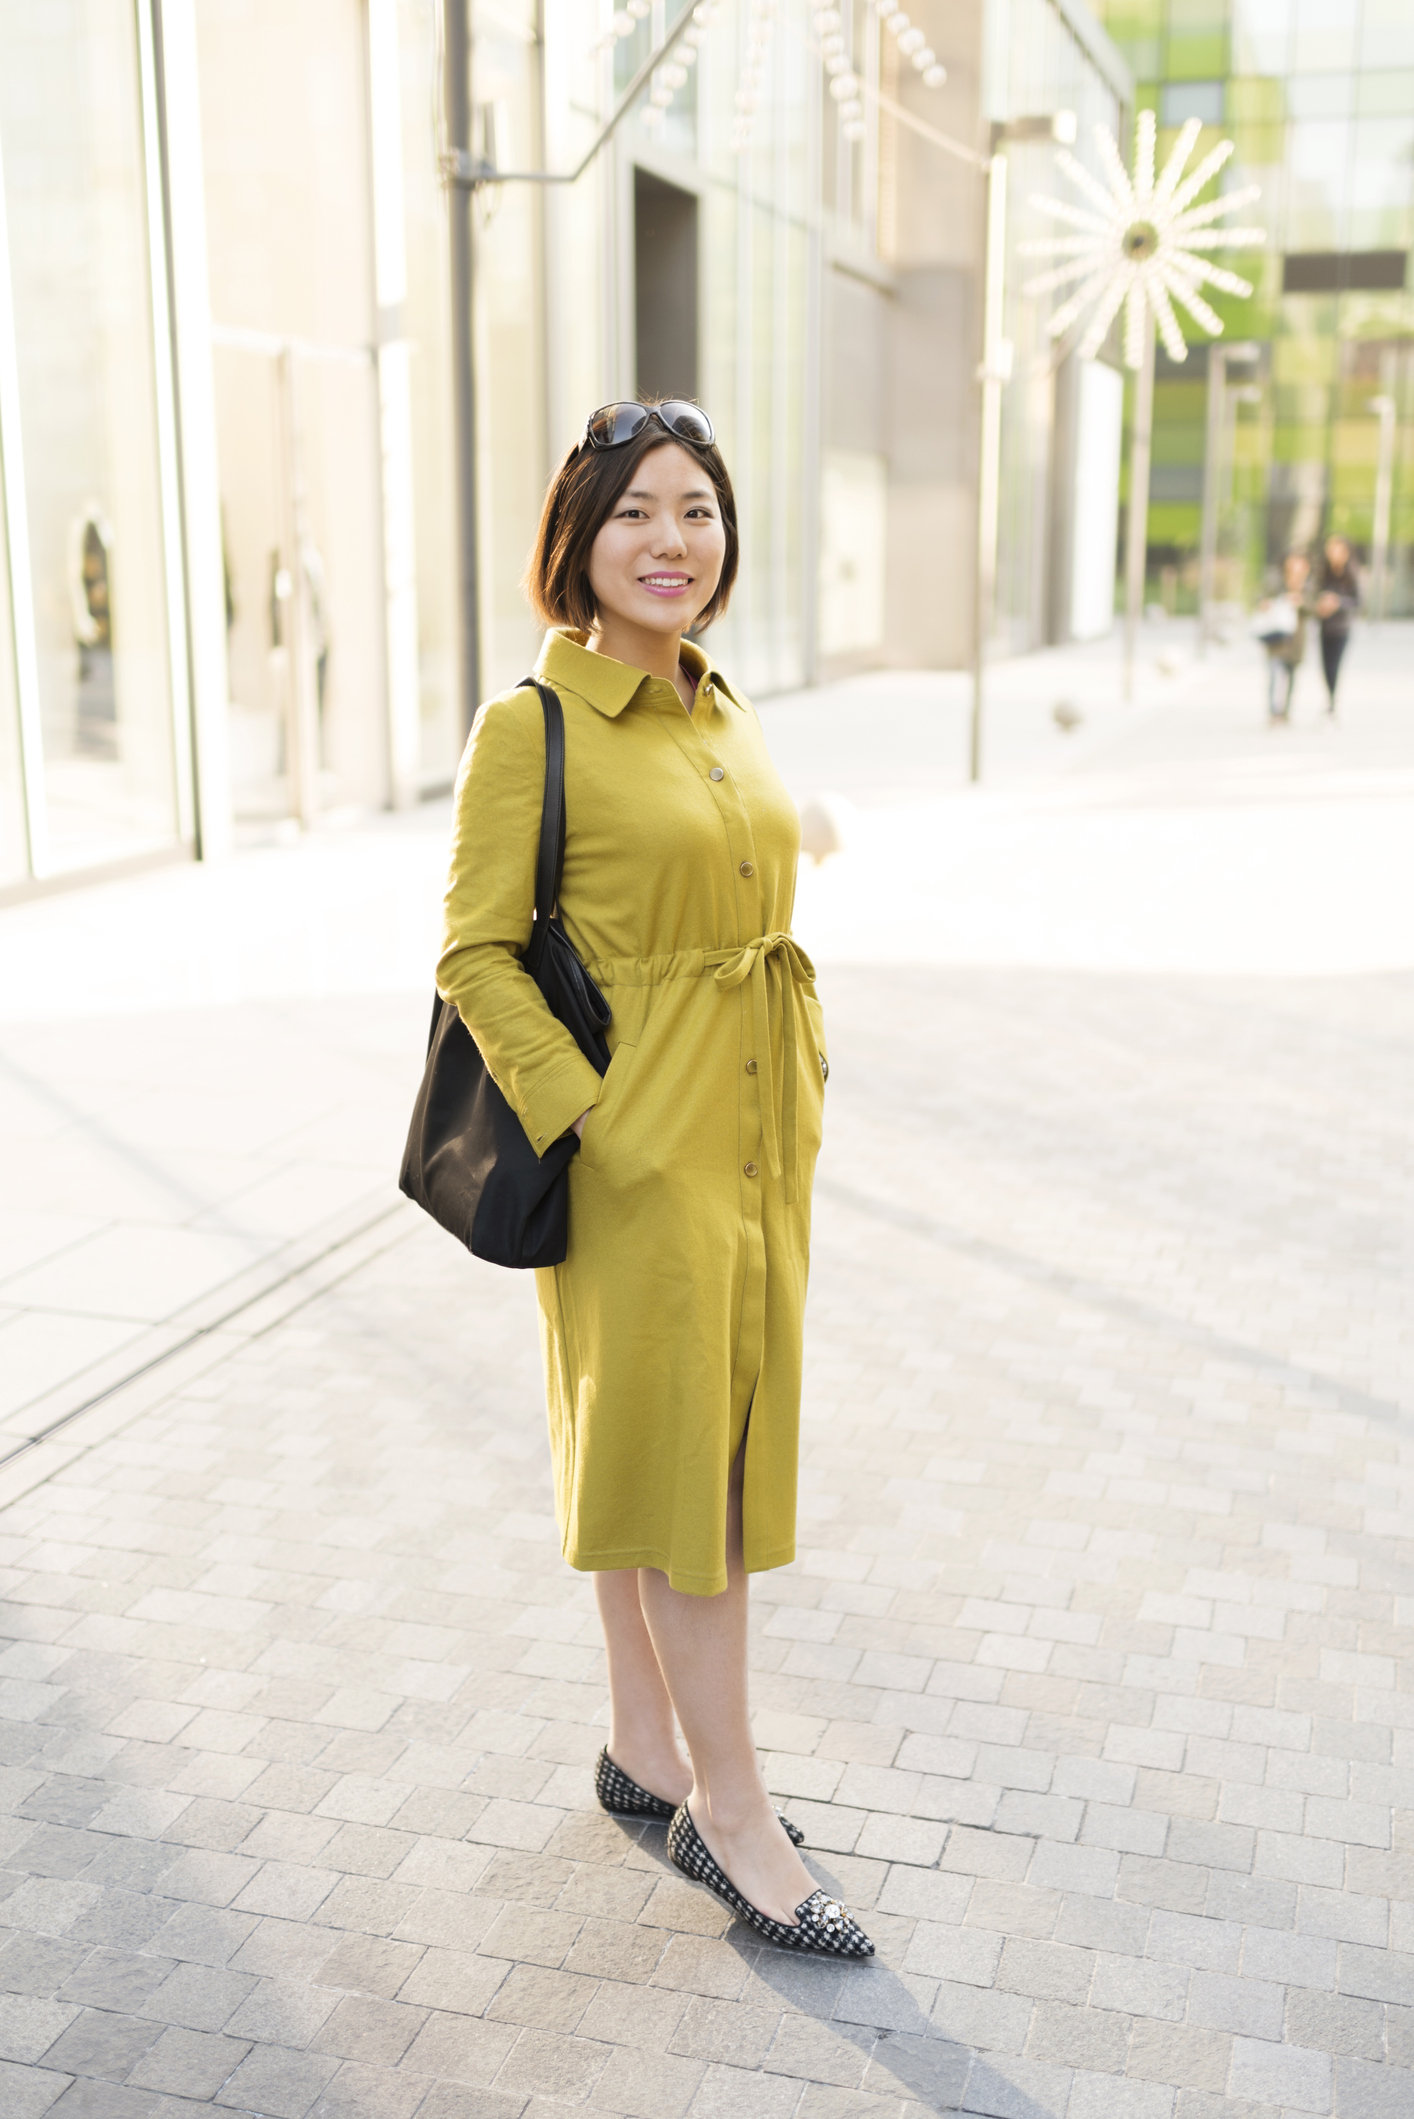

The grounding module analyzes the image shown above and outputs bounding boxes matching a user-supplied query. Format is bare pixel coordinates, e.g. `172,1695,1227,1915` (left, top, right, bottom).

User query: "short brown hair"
525,408,739,634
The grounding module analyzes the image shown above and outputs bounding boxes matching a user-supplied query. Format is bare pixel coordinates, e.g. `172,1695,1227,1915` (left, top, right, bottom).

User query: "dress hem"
565,1537,797,1597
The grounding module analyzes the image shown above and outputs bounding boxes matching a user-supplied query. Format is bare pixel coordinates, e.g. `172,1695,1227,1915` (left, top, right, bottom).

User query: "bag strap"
520,676,565,978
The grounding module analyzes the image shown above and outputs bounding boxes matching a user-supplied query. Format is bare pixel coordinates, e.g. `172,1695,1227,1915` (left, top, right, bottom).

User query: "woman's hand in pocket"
571,1043,634,1157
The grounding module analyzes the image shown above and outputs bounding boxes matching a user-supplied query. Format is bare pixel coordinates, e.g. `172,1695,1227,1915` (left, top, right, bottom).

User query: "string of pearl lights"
589,0,650,53
591,0,948,153
803,0,944,147
872,0,945,90
590,0,723,137
807,0,865,141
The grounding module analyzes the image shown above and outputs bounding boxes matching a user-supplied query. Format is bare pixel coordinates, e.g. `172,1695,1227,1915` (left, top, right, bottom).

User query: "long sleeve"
436,689,604,1156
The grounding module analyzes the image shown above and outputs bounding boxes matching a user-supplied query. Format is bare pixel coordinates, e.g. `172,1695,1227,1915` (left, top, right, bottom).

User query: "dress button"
709,766,725,781
745,1059,757,1075
739,861,754,877
743,1161,758,1177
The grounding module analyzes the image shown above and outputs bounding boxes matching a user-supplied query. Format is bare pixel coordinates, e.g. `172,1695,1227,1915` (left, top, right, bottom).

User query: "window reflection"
1232,0,1292,77
1291,0,1355,75
1285,119,1351,247
0,0,180,873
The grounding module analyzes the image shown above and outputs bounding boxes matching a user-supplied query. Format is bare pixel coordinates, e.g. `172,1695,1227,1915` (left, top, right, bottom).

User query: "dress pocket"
804,995,828,1087
798,994,828,1165
577,1039,638,1170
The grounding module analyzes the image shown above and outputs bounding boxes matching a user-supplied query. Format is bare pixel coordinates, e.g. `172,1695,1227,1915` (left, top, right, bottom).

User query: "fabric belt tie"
708,932,816,1204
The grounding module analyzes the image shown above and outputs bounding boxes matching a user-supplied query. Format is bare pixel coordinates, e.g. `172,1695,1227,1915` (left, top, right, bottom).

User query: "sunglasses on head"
583,400,715,450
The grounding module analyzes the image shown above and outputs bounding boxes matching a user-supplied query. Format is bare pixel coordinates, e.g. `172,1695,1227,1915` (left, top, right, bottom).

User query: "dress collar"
536,629,742,717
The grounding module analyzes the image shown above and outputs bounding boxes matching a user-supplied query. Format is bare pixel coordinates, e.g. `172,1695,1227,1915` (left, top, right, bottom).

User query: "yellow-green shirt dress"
436,628,826,1595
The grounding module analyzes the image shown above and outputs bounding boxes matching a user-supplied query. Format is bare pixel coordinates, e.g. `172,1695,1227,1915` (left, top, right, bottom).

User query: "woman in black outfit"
1315,535,1360,714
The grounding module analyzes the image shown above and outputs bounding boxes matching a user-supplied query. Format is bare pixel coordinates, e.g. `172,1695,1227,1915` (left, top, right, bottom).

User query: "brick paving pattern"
1,960,1412,2118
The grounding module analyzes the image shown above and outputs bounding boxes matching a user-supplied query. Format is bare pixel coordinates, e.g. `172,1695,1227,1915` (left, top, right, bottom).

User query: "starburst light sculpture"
1021,108,1266,367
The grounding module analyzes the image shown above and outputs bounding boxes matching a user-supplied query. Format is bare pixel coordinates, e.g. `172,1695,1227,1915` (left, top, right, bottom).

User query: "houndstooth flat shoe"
595,1749,805,1845
667,1801,874,1957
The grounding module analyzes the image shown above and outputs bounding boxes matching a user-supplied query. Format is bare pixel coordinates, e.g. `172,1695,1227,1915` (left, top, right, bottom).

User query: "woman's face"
1326,536,1350,571
587,442,727,640
1284,553,1310,590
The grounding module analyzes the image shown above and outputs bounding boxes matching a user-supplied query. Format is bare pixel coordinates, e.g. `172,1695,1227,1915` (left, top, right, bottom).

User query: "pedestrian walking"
1314,533,1360,714
435,399,872,1957
1253,549,1312,723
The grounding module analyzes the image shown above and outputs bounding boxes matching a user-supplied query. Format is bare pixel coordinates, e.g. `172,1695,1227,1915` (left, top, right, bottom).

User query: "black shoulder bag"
399,679,611,1268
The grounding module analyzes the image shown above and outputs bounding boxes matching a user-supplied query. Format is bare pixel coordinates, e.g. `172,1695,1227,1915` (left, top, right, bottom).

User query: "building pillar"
154,0,232,861
367,0,421,811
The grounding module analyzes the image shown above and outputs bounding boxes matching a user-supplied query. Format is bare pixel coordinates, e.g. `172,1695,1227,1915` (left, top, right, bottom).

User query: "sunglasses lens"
584,401,714,448
586,402,651,448
660,400,714,445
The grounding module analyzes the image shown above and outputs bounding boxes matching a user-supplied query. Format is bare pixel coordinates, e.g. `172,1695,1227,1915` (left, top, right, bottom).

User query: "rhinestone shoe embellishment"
666,1802,875,1957
595,1749,806,1846
804,1890,848,1937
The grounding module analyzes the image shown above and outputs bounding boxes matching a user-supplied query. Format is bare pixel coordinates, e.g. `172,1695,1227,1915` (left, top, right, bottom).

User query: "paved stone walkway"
4,623,1411,1446
2,950,1411,2118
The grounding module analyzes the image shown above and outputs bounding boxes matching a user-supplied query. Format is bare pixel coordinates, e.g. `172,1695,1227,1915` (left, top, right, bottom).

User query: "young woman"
1261,550,1311,723
1314,534,1360,714
436,400,872,1958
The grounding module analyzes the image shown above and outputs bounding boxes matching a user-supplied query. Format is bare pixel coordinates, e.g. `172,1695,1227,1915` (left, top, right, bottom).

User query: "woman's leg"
594,1570,692,1803
1322,628,1347,708
637,1445,816,1924
1270,659,1294,720
1267,654,1287,719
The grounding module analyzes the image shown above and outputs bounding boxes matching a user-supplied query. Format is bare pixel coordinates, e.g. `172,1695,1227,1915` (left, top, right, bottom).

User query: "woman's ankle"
609,1726,689,1789
691,1780,775,1836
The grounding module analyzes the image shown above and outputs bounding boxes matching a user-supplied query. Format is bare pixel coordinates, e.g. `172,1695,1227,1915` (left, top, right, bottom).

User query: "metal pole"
1122,320,1154,704
1197,345,1225,655
446,0,480,730
970,149,1008,784
1370,388,1396,623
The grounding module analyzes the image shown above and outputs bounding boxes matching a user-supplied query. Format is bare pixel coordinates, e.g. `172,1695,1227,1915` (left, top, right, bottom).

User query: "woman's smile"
639,571,693,596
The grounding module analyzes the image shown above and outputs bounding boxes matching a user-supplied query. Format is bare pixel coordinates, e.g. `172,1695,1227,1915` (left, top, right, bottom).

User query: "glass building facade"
1,0,467,884
1,0,1134,897
0,1,190,890
480,0,860,705
1091,0,1414,611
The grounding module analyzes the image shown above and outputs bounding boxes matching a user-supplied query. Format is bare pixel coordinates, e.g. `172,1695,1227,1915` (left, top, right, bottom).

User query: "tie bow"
709,933,817,1201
